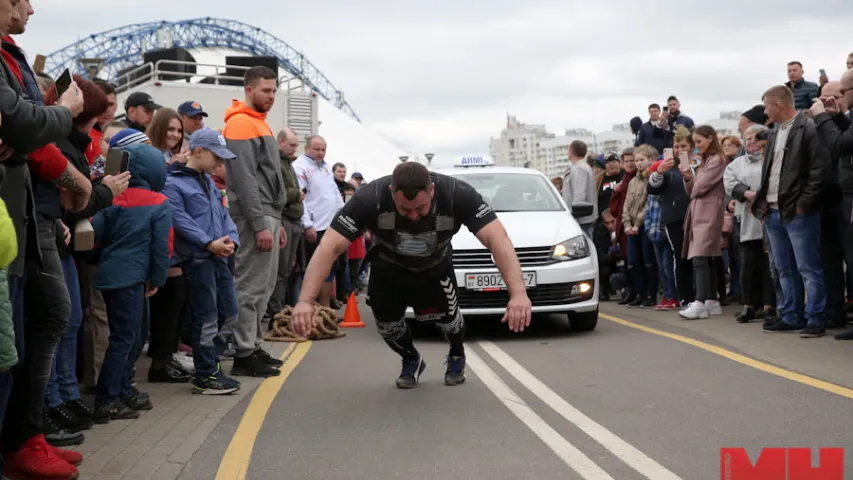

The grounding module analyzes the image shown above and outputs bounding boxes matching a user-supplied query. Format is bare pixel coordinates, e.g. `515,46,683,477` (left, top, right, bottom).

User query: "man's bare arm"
475,220,526,297
54,163,92,212
297,228,352,304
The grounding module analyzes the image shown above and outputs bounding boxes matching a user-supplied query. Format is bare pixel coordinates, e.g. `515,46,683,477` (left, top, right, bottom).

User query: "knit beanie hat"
741,105,768,126
109,129,151,148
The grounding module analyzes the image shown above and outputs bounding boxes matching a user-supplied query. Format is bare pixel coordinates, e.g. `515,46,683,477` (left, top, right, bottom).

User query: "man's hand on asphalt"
502,293,532,333
291,301,316,337
255,229,273,252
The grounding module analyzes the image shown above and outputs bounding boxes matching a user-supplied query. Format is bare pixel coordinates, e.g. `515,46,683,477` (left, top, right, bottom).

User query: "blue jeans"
653,239,676,300
626,227,658,299
45,257,84,408
96,284,145,406
182,258,238,378
764,210,826,328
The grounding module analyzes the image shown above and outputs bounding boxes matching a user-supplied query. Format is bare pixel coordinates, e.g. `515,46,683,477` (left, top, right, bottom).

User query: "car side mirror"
571,202,594,219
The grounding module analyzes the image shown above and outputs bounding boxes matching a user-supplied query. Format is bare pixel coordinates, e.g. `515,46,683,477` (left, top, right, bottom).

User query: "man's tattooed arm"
53,164,91,195
53,163,93,212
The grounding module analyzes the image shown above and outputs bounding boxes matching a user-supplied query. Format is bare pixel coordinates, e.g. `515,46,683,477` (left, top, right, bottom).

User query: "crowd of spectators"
556,56,853,344
0,2,368,478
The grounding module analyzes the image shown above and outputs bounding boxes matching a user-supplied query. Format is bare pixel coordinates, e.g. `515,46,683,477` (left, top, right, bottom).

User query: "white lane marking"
477,340,682,480
466,348,615,479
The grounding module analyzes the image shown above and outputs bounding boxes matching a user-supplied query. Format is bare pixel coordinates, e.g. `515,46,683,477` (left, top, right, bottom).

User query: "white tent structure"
316,99,412,184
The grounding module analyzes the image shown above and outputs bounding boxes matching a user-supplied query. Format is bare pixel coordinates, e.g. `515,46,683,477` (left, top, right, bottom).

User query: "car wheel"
568,308,598,331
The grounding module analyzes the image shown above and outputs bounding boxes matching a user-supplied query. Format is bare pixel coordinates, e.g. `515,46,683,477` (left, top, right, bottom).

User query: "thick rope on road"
264,304,346,343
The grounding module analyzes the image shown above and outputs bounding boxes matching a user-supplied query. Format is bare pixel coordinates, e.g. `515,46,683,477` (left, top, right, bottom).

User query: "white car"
405,163,600,331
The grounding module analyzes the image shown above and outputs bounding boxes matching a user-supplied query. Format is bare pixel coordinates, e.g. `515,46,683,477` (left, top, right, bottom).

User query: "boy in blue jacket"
91,143,173,421
162,128,241,395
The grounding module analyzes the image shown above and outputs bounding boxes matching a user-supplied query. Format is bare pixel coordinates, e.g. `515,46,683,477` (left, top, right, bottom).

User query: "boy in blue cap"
162,128,241,394
90,143,173,421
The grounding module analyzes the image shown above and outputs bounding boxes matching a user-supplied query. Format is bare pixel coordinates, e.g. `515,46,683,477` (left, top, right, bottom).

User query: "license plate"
465,272,537,291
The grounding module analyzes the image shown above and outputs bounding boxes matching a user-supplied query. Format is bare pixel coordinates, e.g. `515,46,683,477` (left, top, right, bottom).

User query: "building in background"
704,111,740,136
489,115,555,171
489,111,741,178
538,125,634,178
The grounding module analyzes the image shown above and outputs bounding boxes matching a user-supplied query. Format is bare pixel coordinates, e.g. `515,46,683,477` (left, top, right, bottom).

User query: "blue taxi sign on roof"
456,155,495,167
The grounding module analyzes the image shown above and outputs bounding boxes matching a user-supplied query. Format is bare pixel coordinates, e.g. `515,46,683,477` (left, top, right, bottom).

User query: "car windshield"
452,172,565,212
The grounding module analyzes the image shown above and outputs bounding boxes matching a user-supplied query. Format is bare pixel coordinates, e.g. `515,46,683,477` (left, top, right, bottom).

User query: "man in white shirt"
292,135,344,307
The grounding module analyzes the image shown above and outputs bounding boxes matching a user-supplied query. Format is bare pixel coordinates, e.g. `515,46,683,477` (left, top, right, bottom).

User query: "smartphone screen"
819,68,827,77
55,68,72,98
104,148,129,176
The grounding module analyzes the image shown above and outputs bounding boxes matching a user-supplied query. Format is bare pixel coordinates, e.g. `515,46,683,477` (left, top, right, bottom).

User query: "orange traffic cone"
339,292,366,328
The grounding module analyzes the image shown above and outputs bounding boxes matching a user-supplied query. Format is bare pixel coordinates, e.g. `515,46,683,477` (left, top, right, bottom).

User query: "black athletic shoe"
253,348,284,367
232,354,281,378
49,404,93,433
444,356,466,386
93,400,139,422
43,413,84,447
123,388,153,411
396,356,426,389
63,398,94,420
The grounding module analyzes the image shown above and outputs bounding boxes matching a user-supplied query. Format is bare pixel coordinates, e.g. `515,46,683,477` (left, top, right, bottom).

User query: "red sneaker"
47,444,83,466
654,299,679,311
3,434,79,479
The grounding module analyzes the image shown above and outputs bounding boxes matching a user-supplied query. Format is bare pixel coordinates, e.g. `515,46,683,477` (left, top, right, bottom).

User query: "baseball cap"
351,171,363,179
188,128,236,160
125,92,162,110
110,129,151,148
603,151,620,163
177,101,208,117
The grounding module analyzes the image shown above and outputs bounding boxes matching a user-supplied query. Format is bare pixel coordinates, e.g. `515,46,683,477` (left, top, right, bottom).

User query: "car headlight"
552,236,589,261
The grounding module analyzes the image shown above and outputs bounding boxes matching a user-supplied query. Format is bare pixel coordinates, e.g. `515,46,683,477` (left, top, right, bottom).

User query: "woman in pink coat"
678,125,726,320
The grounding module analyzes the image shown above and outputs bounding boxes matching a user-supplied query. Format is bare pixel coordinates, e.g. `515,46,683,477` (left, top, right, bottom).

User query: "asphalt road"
186,300,853,480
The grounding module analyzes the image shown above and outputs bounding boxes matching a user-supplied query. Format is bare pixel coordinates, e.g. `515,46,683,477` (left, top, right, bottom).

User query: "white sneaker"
704,300,722,316
679,301,709,319
173,352,195,373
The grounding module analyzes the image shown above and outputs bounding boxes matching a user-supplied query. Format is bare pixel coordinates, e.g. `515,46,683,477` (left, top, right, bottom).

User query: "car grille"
452,246,555,268
457,280,595,309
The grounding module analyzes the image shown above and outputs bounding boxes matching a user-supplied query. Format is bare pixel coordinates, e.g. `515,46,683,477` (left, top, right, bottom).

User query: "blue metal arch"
42,17,360,122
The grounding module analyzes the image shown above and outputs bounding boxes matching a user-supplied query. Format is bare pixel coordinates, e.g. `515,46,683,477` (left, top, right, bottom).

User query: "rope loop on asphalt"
264,304,346,343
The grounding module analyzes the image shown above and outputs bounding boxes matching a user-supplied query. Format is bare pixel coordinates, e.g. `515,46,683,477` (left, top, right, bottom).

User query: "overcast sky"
24,0,853,162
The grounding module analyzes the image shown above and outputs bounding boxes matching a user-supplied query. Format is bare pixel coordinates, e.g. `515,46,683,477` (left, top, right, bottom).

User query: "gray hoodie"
562,160,598,226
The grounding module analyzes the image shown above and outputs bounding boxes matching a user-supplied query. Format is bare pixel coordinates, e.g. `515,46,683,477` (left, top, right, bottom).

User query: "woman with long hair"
144,108,194,382
145,108,188,164
678,125,727,319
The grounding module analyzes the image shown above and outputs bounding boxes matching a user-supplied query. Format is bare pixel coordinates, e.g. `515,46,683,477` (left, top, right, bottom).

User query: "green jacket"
0,191,18,369
280,152,304,222
0,267,14,369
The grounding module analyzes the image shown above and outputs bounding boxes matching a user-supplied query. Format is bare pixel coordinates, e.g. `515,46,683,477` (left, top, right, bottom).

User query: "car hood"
453,211,581,250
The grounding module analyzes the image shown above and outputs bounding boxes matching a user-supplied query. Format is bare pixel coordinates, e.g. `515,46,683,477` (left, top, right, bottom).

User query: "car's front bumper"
405,255,599,318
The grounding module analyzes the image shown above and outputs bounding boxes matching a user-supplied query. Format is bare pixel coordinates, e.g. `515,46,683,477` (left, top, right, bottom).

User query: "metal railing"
113,59,303,94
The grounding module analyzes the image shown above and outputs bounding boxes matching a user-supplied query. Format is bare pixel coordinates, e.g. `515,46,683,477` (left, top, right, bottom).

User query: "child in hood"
90,143,173,421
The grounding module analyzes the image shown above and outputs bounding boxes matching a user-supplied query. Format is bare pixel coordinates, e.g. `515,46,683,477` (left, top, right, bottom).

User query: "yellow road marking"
216,342,312,480
600,313,853,400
